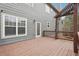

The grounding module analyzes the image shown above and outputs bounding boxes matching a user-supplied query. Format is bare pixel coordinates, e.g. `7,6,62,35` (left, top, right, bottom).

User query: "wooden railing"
43,30,73,39
43,30,73,36
43,30,55,37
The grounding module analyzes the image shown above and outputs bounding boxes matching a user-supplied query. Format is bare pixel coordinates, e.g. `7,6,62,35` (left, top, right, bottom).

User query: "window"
61,20,63,24
5,15,16,36
47,22,50,27
1,13,27,39
45,4,51,13
18,18,26,35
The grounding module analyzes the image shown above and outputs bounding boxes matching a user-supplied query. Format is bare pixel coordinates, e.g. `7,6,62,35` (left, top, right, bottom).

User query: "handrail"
43,30,73,37
43,30,73,33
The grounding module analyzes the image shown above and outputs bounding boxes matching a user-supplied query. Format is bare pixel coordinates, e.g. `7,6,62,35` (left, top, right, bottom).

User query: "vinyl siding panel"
0,15,1,38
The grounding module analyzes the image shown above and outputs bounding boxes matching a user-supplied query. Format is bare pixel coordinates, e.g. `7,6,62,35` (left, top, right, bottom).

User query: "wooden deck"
0,37,78,56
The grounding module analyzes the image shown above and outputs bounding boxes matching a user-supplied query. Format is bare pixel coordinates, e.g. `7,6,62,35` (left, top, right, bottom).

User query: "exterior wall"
0,15,1,38
0,3,56,45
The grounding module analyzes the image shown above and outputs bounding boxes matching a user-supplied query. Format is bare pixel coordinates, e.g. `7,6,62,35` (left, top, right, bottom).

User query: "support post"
55,18,59,39
73,3,78,54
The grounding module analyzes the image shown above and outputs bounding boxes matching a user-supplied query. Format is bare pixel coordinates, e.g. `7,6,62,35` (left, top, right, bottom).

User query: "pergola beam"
55,3,74,18
55,11,73,18
46,3,59,14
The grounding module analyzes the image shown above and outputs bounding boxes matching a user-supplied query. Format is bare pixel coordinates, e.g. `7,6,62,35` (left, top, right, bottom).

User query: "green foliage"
63,15,73,31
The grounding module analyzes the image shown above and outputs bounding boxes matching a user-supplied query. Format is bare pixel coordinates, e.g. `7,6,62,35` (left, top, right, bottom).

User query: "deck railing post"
55,18,59,39
43,31,45,37
73,3,78,54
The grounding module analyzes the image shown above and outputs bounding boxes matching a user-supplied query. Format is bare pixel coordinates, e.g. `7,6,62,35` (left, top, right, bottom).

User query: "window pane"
5,15,16,26
18,27,25,34
37,23,40,35
10,16,16,26
18,20,25,27
5,16,9,25
5,27,16,36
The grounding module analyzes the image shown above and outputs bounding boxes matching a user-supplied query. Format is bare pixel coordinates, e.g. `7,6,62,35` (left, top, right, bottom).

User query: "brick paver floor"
0,37,77,56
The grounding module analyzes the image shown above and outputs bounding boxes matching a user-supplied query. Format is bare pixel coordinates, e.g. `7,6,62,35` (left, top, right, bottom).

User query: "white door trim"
35,22,41,37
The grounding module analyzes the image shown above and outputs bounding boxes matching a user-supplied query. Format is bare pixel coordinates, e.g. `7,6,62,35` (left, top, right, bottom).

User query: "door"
35,22,41,37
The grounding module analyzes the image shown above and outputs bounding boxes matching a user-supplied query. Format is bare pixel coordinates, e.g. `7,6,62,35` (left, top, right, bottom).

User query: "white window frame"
17,17,27,36
1,13,27,39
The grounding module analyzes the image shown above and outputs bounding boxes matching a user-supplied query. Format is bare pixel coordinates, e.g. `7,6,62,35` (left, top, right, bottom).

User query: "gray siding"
0,15,1,38
0,3,56,45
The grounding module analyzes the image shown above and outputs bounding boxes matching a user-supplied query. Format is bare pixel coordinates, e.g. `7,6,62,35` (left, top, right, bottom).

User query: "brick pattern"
0,37,77,56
